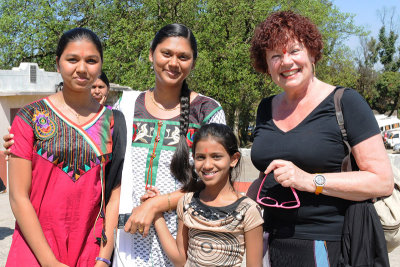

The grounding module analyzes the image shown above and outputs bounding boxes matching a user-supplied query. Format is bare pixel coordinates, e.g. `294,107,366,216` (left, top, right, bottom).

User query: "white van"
387,131,400,148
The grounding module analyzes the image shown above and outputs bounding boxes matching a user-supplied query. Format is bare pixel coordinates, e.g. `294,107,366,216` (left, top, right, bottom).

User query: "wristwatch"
313,174,326,195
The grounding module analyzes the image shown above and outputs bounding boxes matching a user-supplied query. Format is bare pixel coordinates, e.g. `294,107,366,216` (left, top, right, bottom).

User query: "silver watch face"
314,174,326,186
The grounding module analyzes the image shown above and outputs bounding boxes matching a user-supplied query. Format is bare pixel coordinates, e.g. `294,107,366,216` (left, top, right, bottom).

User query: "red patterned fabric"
6,99,114,267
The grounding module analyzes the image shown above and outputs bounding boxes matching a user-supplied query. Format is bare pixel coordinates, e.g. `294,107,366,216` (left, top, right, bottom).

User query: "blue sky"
333,0,399,51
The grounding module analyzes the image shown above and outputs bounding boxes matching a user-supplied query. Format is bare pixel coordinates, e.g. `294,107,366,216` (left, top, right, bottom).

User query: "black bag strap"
333,87,353,172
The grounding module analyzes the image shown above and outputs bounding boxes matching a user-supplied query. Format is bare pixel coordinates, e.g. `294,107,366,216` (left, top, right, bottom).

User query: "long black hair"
150,24,198,188
183,123,242,192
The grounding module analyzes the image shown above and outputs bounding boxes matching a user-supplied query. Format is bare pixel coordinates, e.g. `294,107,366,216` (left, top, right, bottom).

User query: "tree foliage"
0,0,362,144
374,72,400,116
356,23,400,116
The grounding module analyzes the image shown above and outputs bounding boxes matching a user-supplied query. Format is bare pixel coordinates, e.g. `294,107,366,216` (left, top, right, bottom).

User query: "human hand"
264,159,314,192
140,186,160,203
99,95,107,105
3,126,14,160
124,197,157,237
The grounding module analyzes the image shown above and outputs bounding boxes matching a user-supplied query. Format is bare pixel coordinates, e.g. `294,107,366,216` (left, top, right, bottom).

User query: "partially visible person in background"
92,72,110,106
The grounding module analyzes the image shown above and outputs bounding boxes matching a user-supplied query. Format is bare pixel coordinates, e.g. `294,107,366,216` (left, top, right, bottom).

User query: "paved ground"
0,191,14,266
1,152,400,266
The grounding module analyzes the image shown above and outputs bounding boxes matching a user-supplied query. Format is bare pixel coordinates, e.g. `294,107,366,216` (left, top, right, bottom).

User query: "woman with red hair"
250,11,393,266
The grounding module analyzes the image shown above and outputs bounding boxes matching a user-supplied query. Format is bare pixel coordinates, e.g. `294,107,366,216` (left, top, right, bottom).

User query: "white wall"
0,63,61,96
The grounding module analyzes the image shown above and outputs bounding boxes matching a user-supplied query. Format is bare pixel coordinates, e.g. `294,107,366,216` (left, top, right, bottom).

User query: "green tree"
377,26,400,72
370,24,400,115
0,0,363,144
374,71,400,116
0,0,103,70
355,36,379,105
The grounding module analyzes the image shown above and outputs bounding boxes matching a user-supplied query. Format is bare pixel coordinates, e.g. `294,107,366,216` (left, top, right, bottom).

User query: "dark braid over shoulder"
179,80,190,136
170,80,193,191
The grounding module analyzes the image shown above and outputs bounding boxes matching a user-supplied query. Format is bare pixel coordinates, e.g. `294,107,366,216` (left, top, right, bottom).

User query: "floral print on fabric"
33,110,57,140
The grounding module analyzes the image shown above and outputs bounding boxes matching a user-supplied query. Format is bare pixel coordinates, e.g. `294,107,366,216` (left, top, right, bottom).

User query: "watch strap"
314,174,325,195
315,185,323,195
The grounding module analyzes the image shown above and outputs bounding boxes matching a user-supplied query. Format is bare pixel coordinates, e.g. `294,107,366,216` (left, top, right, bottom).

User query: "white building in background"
375,114,400,132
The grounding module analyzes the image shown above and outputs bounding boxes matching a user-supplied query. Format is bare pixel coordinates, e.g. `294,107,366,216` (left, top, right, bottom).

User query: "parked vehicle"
393,143,400,153
387,131,400,148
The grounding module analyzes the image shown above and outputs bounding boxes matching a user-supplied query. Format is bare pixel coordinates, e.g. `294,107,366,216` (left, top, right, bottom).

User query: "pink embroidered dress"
7,97,113,267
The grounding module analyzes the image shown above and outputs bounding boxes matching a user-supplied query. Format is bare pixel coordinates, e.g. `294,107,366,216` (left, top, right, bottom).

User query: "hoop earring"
312,63,316,76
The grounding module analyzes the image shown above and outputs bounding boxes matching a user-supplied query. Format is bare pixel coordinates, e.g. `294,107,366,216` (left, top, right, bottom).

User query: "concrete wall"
0,63,61,96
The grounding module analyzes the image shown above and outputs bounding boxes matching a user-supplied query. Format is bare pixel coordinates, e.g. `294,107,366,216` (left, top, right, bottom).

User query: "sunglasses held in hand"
256,174,300,209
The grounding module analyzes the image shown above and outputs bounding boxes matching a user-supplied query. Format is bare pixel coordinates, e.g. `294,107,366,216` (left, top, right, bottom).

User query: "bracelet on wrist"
95,257,111,266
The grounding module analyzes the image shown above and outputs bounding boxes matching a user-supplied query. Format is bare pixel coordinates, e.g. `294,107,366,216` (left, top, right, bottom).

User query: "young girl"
146,123,264,267
6,28,125,267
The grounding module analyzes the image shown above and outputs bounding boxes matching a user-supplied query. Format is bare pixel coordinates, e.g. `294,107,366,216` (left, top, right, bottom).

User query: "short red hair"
250,11,323,73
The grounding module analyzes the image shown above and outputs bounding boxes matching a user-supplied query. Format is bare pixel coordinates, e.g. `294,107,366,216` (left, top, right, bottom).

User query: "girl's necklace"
65,104,80,122
150,91,180,111
59,92,81,123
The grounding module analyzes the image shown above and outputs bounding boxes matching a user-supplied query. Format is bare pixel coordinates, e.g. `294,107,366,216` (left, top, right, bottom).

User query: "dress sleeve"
176,194,186,221
105,110,127,204
243,199,264,232
202,97,226,125
341,89,380,147
9,116,34,161
206,108,226,125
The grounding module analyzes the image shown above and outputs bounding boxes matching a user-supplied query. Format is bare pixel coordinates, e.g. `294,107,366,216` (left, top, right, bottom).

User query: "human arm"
244,225,263,267
153,216,188,266
8,155,68,267
95,185,120,267
124,189,185,237
95,109,126,265
2,126,13,160
265,134,393,201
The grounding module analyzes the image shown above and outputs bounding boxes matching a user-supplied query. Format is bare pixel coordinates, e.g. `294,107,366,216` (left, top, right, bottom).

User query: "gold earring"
312,63,316,76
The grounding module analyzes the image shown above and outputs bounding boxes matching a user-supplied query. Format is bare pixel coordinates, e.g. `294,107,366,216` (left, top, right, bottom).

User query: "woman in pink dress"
6,28,125,267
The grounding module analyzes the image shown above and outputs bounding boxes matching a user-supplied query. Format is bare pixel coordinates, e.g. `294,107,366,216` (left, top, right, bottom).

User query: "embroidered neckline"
184,192,247,222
